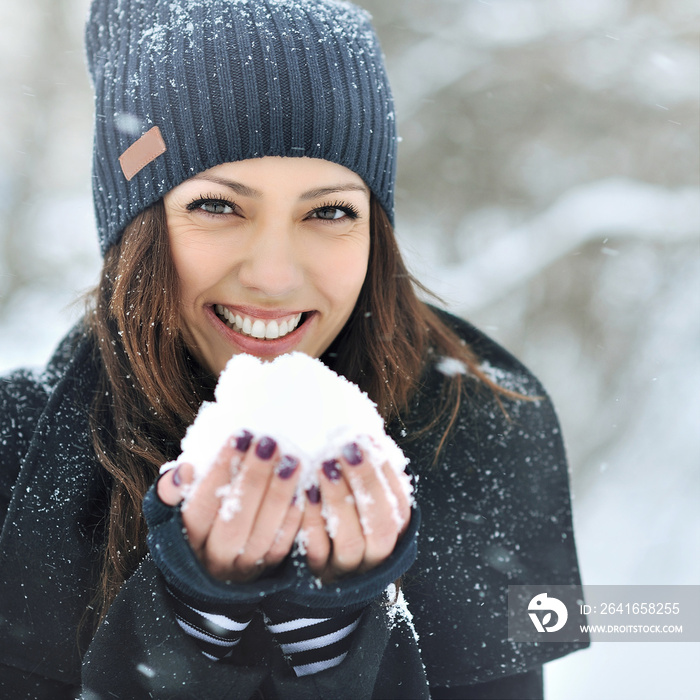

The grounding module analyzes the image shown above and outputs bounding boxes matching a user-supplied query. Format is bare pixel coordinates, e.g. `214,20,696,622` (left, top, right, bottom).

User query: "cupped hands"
156,433,412,584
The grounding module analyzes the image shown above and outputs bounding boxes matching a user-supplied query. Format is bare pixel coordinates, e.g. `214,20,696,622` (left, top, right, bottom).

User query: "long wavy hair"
84,195,513,628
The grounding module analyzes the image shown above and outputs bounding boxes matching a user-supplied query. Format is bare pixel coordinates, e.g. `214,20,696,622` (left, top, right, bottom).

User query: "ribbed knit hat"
85,0,397,255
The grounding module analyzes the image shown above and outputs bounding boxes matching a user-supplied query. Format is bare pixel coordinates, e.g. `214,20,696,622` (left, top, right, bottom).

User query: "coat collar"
0,332,101,684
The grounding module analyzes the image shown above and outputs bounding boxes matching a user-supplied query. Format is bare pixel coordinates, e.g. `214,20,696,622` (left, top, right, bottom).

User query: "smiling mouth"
214,305,308,339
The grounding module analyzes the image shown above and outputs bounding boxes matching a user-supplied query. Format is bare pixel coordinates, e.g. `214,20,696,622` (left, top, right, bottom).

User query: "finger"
181,431,252,553
235,453,302,572
381,462,413,536
156,462,195,506
203,436,278,579
318,459,365,576
340,443,401,570
264,494,305,567
300,485,331,578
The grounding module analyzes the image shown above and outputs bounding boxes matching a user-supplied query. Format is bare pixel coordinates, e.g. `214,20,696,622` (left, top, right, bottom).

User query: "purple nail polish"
322,459,341,482
172,465,182,487
306,485,321,504
236,430,253,452
342,442,363,466
255,436,277,460
291,493,298,506
276,455,299,480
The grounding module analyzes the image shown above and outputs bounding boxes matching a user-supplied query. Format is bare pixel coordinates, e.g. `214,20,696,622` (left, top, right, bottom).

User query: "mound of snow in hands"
162,352,413,524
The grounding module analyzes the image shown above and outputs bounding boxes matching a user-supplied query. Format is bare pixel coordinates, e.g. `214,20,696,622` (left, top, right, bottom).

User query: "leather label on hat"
119,126,167,181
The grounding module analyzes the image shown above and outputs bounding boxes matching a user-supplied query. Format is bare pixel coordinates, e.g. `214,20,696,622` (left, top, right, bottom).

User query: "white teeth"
215,307,305,340
251,320,266,338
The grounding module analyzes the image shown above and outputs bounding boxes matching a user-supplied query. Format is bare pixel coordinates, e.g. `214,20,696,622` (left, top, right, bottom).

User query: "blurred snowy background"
0,0,698,697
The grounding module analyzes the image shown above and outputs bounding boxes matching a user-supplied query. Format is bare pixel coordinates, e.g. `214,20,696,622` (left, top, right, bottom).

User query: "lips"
214,305,305,340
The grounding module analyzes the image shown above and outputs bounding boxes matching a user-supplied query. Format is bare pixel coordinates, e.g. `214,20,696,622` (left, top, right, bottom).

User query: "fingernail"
172,465,182,487
236,430,253,452
291,493,298,506
322,459,341,482
276,455,299,479
306,485,320,504
255,436,277,460
342,442,363,466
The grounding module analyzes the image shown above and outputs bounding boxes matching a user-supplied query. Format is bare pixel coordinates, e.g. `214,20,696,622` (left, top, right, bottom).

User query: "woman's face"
163,156,371,375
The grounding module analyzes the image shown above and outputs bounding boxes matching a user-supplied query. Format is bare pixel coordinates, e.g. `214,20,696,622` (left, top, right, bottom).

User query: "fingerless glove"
142,481,421,676
166,584,256,661
142,483,299,605
261,507,421,676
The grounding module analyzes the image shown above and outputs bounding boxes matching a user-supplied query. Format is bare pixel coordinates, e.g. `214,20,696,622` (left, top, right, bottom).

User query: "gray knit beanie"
85,0,397,255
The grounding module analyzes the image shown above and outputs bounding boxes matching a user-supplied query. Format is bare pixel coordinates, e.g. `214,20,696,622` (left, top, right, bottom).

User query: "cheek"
175,263,204,305
316,241,369,311
170,241,223,304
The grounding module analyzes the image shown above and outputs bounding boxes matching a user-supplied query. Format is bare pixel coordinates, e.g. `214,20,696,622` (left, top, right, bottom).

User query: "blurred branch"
428,179,700,313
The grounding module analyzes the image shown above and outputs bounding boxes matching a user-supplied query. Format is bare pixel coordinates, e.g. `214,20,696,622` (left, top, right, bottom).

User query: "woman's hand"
301,442,412,583
157,432,303,583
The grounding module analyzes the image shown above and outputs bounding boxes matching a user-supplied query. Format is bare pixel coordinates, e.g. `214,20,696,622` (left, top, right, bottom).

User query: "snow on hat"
85,0,397,255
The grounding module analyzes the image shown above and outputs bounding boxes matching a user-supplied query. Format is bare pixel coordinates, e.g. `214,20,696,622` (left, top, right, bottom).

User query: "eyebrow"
299,184,369,200
190,175,369,200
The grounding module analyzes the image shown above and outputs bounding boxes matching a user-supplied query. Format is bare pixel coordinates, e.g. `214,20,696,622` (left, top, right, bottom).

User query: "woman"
0,0,588,698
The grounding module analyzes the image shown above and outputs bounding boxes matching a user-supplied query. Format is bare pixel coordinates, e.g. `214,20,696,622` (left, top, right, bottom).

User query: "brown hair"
84,195,514,628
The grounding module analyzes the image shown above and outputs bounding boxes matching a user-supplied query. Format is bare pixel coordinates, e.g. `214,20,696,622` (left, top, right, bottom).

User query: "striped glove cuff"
264,607,364,677
166,585,256,661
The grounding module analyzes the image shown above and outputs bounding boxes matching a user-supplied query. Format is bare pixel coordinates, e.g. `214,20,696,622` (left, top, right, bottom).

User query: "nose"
237,221,304,298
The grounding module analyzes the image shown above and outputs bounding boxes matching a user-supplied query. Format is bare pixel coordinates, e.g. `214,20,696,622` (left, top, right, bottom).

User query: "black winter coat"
0,312,588,699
